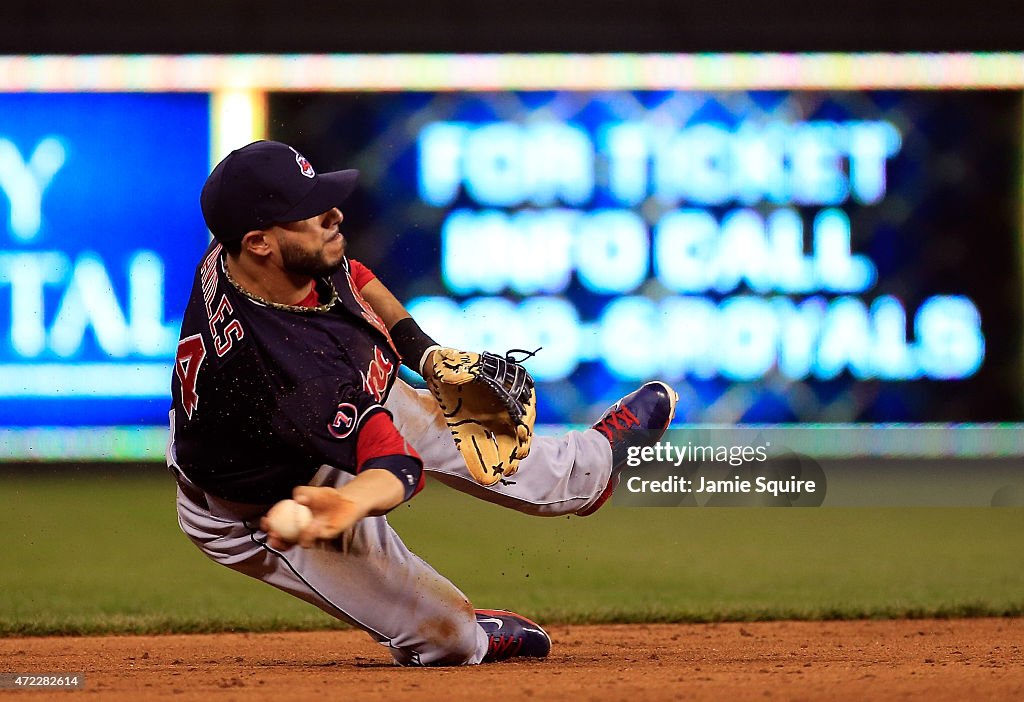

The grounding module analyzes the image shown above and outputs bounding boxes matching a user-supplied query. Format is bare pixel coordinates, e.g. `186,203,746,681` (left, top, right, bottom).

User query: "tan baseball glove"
425,348,537,486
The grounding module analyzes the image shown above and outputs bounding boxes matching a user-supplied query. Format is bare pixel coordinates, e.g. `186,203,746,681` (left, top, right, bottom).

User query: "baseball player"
168,140,677,666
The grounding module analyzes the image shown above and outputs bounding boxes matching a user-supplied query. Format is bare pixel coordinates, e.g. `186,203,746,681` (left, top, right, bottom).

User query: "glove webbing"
477,349,538,422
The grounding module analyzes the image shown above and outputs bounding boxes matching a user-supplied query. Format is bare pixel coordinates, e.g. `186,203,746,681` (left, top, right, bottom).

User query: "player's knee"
433,621,482,665
392,615,483,666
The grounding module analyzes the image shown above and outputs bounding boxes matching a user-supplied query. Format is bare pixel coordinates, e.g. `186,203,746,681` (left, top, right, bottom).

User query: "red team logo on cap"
292,148,315,178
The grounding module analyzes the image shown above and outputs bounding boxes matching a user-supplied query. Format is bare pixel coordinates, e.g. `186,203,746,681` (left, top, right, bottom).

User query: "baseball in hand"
264,499,314,543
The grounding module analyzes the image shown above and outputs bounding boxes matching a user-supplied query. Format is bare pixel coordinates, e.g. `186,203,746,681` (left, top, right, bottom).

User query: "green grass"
0,467,1022,635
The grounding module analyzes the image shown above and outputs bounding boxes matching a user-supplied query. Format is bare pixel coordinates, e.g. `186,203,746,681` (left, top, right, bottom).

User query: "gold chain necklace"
221,255,339,313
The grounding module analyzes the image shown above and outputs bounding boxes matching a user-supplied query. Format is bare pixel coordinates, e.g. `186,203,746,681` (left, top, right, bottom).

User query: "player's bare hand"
292,485,365,547
260,471,405,549
259,487,363,549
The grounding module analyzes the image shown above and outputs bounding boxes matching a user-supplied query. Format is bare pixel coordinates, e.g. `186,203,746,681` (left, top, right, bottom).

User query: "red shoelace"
486,634,524,661
594,404,641,442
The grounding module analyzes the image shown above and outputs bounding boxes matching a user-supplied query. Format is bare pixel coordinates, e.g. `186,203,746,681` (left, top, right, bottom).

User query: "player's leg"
173,466,487,666
385,379,675,516
385,378,607,514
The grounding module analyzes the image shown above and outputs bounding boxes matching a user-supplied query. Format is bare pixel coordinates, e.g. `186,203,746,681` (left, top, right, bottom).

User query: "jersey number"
175,334,207,420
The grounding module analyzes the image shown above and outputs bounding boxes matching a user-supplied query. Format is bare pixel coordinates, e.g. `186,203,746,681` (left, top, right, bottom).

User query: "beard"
279,237,344,278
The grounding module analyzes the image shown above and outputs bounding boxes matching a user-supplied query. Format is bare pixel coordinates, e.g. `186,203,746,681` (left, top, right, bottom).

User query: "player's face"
273,207,346,278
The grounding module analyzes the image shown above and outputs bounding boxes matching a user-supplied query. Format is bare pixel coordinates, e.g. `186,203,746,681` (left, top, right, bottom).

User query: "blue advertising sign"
0,93,210,426
272,90,1018,425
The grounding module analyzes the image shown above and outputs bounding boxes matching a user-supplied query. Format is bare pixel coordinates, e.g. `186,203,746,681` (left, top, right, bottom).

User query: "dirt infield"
1,619,1021,701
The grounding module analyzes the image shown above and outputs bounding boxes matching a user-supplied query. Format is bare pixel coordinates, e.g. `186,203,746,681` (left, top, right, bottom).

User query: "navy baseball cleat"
475,609,552,662
576,381,678,516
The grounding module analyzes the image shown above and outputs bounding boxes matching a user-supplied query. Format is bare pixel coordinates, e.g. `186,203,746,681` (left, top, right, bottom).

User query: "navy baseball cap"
200,140,359,243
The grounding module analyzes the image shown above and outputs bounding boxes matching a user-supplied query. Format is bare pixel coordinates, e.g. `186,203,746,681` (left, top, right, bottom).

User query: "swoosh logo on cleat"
477,617,504,628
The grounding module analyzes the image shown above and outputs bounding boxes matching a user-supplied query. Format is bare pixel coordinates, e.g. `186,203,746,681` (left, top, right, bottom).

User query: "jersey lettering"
209,294,245,357
199,244,222,315
175,334,207,419
344,263,395,349
361,345,395,402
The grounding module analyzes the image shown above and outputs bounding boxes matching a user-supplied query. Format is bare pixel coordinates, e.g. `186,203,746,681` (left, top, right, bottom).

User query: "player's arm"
265,469,405,549
358,277,410,329
359,276,440,377
263,402,425,549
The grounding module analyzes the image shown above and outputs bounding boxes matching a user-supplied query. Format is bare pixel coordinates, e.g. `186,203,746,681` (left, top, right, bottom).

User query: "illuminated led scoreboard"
2,53,1024,459
407,110,980,384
